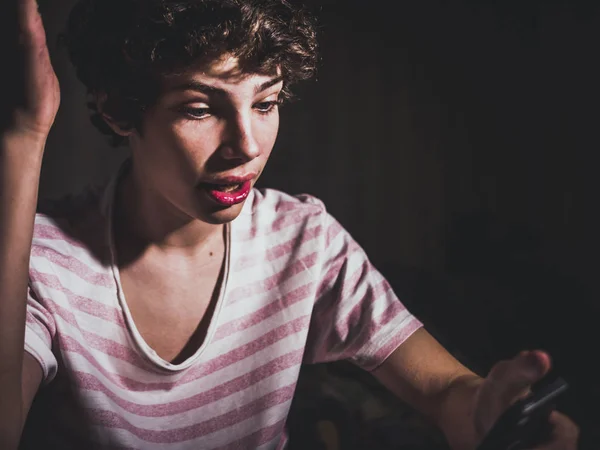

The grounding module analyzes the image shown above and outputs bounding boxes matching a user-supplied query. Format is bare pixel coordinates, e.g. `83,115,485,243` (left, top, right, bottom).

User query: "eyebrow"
172,76,284,96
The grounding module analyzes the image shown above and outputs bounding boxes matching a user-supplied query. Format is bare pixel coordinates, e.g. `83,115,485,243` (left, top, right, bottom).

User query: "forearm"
433,374,484,450
0,130,44,448
373,330,488,449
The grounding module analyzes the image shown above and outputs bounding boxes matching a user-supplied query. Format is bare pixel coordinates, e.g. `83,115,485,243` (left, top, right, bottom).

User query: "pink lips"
199,174,255,207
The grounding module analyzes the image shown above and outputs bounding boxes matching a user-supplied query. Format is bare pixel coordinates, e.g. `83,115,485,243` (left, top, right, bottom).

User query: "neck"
113,163,224,262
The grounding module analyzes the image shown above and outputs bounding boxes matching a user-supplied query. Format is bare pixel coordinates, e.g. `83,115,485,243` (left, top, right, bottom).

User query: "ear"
94,92,136,137
101,114,135,137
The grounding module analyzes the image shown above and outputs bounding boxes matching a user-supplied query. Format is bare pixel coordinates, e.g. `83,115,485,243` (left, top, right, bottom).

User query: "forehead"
162,55,282,96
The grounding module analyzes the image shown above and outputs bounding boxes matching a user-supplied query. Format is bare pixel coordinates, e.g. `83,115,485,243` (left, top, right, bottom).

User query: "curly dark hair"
61,0,319,146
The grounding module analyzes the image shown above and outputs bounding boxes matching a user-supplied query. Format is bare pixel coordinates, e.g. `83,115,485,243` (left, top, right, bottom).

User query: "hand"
473,350,579,449
2,0,60,140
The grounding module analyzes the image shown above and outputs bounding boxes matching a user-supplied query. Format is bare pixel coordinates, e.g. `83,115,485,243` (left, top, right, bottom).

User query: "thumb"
486,350,552,408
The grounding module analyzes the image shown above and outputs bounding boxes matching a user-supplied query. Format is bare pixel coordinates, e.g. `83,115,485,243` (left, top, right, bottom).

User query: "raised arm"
0,0,60,447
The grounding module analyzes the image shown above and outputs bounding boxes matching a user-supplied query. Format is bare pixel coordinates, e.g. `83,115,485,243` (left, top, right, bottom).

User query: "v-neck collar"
102,159,232,371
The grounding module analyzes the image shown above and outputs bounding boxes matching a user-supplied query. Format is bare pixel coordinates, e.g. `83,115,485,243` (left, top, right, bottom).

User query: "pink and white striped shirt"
22,166,422,449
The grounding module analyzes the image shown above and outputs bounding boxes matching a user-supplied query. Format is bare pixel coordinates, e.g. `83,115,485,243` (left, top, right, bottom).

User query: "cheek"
257,116,280,154
143,119,218,165
132,125,193,187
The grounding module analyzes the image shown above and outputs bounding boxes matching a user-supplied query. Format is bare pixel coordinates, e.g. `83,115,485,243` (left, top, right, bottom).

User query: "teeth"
215,184,240,192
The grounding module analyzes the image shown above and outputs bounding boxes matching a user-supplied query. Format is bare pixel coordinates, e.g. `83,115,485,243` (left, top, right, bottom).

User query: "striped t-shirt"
22,167,423,449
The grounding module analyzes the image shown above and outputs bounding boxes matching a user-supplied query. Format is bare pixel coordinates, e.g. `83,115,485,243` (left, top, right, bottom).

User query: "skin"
1,0,580,448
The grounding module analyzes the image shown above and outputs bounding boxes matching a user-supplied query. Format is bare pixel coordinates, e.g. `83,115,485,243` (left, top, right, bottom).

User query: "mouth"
197,175,255,207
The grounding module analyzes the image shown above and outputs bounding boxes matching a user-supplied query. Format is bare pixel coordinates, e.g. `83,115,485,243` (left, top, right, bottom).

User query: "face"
123,56,283,225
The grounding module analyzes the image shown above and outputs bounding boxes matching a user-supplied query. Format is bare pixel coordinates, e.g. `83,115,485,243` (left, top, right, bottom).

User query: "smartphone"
476,377,569,450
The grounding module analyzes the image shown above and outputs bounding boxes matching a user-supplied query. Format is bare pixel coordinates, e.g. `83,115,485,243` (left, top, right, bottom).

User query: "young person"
1,0,579,448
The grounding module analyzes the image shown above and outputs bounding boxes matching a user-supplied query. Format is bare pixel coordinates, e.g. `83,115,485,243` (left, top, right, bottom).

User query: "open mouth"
198,180,253,206
204,183,242,193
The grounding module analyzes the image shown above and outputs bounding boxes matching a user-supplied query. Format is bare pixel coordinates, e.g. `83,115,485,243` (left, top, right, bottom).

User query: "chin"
198,202,246,225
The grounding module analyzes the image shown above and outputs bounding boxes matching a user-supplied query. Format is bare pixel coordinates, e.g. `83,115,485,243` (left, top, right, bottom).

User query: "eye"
254,100,281,114
179,106,212,119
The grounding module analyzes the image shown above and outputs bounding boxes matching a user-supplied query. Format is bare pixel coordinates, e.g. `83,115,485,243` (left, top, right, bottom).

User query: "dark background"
41,0,599,446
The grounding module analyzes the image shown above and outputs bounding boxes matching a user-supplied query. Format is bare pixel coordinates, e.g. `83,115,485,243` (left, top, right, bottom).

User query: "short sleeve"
304,211,423,372
24,285,58,384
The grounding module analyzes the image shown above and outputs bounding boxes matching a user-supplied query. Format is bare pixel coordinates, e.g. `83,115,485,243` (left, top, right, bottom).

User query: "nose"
220,113,260,162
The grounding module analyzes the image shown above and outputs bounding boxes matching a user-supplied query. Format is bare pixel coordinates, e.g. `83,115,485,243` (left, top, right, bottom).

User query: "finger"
17,0,39,27
17,0,49,70
18,0,40,31
533,411,579,450
15,0,48,53
485,350,551,408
